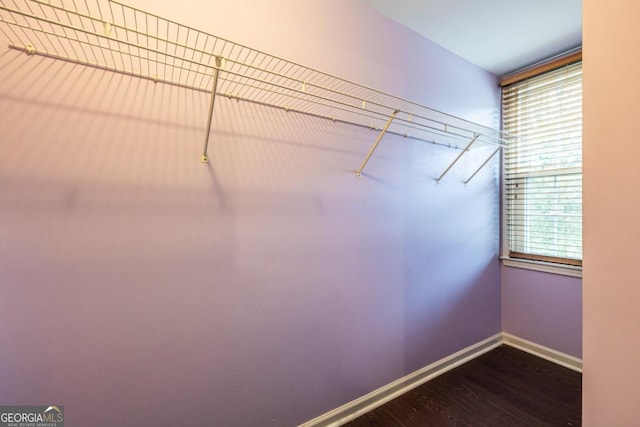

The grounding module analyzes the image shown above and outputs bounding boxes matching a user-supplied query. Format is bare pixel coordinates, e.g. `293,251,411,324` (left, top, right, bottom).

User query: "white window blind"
503,61,582,265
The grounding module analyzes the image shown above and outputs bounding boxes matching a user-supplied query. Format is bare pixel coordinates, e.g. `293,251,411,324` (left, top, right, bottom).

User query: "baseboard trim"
299,332,582,426
298,333,503,427
502,332,582,372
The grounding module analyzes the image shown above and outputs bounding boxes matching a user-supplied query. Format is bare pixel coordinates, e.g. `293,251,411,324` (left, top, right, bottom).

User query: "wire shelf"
0,0,511,181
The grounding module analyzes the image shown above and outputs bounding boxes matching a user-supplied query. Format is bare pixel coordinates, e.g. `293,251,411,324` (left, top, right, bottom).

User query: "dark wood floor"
345,345,581,426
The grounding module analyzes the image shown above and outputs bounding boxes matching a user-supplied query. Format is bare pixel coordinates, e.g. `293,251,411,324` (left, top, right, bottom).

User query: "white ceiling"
359,0,582,76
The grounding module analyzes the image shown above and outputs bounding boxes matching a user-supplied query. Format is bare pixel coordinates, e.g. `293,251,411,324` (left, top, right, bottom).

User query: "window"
502,61,582,266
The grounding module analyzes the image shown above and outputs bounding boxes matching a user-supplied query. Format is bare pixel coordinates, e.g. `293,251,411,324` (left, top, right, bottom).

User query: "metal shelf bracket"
436,133,479,183
201,56,224,163
356,110,399,177
464,147,501,185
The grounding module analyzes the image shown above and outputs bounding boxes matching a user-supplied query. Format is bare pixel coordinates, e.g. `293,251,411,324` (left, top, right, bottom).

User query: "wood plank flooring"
344,345,581,426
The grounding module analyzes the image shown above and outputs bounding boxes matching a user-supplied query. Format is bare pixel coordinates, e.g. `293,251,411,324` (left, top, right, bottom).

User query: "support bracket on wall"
464,147,502,184
436,133,479,183
201,56,224,163
356,110,399,177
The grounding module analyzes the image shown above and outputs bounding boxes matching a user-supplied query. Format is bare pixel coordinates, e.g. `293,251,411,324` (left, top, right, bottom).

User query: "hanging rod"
0,0,514,180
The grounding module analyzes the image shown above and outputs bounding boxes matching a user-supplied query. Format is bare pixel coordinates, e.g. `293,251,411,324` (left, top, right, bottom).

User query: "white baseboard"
299,332,583,427
502,332,582,372
298,333,503,427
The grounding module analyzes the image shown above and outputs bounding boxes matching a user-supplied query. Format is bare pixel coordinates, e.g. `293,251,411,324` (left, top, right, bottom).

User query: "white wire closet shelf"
0,0,512,183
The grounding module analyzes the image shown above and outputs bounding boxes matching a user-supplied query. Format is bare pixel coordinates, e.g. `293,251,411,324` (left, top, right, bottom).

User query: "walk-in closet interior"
2,0,635,425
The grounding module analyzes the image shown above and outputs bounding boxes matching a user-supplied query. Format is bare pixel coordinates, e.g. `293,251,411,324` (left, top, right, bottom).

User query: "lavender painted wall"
0,1,500,426
502,267,582,358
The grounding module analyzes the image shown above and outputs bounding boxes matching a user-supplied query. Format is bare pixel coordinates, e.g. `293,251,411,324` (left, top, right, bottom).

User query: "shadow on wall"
0,48,501,427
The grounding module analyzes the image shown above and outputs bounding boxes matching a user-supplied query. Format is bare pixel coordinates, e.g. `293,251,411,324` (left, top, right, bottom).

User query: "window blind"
502,61,582,265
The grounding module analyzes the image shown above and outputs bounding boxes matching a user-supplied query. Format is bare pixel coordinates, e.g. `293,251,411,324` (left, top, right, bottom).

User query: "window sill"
501,256,582,278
